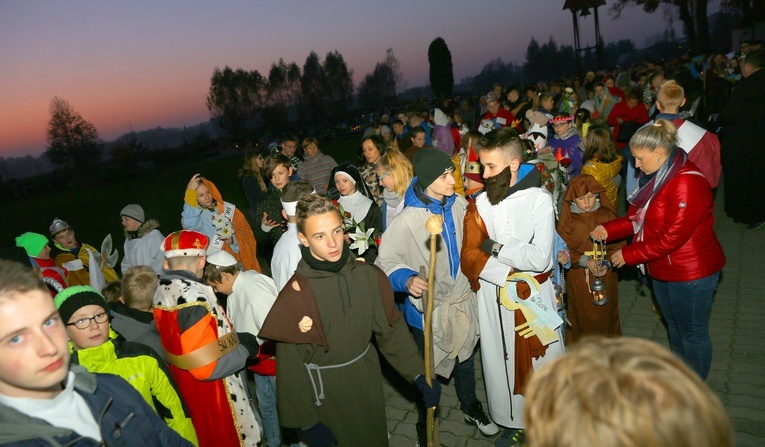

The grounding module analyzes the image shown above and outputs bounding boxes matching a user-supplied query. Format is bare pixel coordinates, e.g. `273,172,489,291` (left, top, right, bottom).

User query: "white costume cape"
228,270,278,344
270,222,302,293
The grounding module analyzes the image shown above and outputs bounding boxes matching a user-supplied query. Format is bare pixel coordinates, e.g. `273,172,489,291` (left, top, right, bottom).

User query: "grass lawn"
3,137,362,270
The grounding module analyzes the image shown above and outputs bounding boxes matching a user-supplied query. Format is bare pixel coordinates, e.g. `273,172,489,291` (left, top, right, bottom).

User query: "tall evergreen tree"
301,51,325,124
428,37,454,100
323,51,353,122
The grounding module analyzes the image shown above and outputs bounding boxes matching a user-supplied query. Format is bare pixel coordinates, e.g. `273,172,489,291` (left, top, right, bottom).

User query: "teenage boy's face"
298,211,344,263
65,304,110,350
53,228,77,249
479,149,514,179
281,141,297,156
425,170,456,201
270,164,293,190
0,290,69,399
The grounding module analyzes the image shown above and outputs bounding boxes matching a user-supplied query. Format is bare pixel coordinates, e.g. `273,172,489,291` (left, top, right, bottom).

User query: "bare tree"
46,97,102,169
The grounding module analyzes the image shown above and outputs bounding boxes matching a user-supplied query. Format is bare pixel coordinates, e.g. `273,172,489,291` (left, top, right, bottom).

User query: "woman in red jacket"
591,119,725,379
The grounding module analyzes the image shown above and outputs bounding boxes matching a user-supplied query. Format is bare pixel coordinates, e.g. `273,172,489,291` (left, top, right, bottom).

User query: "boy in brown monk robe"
556,174,625,344
259,195,440,447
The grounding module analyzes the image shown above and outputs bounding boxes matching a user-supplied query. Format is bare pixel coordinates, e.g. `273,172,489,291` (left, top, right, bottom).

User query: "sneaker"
747,221,765,230
510,429,526,446
464,401,500,436
415,422,428,447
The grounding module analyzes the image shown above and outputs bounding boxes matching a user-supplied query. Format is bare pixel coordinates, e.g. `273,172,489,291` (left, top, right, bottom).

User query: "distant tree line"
206,49,406,142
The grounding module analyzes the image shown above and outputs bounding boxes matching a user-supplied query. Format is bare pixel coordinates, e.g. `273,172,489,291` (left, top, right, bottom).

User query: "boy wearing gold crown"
152,230,262,447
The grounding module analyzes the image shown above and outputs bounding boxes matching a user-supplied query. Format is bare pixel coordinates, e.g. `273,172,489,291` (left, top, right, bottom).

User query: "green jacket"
72,336,199,446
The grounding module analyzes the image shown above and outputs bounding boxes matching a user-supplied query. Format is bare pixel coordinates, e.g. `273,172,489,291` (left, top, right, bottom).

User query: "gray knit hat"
120,204,145,223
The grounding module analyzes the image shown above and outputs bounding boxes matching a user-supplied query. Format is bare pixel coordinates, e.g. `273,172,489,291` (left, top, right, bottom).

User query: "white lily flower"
212,214,227,230
217,222,235,239
349,227,375,255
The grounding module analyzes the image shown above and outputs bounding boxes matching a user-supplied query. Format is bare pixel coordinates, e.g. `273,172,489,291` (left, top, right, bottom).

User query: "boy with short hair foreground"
259,195,441,446
524,336,733,447
0,260,192,446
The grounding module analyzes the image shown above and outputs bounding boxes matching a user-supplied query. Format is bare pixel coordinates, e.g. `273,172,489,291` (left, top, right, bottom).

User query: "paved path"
382,179,765,446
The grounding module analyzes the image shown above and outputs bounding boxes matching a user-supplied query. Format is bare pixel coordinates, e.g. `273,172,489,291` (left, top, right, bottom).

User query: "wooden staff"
424,214,443,447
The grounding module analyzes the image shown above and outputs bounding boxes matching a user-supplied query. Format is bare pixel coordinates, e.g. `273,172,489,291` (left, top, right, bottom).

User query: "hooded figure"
556,175,624,344
181,177,261,273
431,108,456,156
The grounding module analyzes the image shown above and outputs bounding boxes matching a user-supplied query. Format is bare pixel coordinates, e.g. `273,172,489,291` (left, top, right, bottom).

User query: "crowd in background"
5,41,762,447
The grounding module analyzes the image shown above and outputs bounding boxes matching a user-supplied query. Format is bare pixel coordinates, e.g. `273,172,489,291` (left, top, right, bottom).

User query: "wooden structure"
563,0,606,74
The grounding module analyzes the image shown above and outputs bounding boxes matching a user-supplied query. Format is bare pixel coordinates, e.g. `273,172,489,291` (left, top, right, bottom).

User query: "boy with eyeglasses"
55,285,198,445
0,260,192,446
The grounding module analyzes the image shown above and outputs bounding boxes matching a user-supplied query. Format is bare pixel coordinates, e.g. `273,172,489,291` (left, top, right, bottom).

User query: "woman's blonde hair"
524,337,733,447
377,148,413,198
629,118,677,153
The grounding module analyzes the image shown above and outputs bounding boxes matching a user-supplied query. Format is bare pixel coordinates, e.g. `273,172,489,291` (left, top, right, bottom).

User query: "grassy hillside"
3,137,361,258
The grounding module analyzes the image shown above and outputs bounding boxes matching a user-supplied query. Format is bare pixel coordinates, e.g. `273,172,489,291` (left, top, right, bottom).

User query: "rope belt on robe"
304,343,371,406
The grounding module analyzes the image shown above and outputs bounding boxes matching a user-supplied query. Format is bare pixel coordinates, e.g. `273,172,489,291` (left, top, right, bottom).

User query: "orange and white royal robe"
153,273,261,447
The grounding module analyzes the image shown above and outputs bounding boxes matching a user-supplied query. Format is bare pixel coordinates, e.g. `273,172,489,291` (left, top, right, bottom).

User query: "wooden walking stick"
424,214,443,447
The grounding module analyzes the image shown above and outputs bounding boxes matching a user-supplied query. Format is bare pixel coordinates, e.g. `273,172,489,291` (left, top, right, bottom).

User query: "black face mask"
484,165,512,205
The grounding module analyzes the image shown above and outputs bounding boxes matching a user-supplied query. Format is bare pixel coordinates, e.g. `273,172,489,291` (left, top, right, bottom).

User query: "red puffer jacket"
602,160,725,282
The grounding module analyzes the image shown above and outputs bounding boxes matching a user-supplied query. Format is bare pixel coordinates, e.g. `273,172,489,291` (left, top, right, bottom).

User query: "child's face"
196,184,213,208
270,164,293,190
541,98,554,110
298,211,345,262
574,192,597,212
53,228,77,250
0,290,69,398
411,132,426,148
65,305,110,351
281,141,297,156
37,245,52,260
121,216,142,232
207,272,235,296
553,121,572,137
335,175,356,196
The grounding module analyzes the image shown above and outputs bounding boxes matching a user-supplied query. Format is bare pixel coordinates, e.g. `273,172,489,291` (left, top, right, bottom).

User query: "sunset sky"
1,1,691,157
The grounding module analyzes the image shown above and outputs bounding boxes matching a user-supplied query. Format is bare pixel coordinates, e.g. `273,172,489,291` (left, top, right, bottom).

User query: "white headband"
280,189,317,217
334,171,356,185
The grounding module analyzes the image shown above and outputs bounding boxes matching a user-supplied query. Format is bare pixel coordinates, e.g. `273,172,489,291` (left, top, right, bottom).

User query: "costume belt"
509,271,551,297
305,344,371,406
164,331,239,370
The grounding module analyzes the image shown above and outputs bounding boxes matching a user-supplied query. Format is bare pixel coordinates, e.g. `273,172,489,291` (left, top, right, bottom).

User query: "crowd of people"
4,44,761,447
